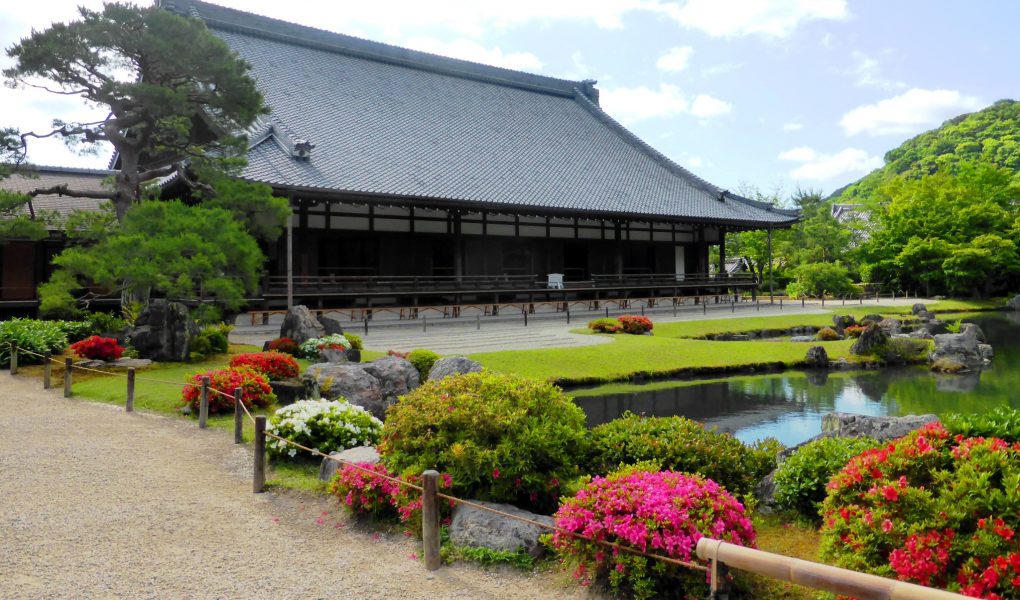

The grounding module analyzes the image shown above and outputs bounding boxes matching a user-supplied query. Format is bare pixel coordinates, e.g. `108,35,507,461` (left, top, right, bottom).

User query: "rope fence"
7,341,964,599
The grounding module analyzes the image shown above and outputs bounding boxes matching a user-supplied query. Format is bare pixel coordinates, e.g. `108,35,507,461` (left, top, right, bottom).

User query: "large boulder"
929,325,991,372
878,318,902,334
302,357,420,419
269,379,305,406
821,412,938,442
1008,295,1020,311
318,446,380,482
804,346,829,367
922,320,950,336
916,310,937,322
849,323,888,356
428,356,483,381
961,322,986,343
449,500,553,557
911,303,928,315
318,315,345,336
318,348,349,363
832,315,856,334
280,305,324,345
127,300,198,362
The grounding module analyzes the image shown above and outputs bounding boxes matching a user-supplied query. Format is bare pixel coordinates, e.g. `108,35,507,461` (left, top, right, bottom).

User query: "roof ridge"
161,0,597,101
11,165,117,176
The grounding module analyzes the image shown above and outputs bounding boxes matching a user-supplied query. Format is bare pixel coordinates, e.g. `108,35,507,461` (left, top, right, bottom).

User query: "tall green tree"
3,2,267,220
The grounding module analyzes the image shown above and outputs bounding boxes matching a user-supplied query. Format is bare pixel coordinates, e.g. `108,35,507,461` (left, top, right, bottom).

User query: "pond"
570,312,1020,448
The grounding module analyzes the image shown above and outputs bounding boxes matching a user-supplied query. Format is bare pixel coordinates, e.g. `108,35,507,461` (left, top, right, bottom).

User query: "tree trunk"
113,152,141,222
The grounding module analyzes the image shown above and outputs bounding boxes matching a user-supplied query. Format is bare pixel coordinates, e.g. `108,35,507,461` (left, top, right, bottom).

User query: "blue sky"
2,1,1018,197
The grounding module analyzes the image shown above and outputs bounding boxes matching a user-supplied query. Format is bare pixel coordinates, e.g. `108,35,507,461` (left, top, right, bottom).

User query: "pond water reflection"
570,313,1020,447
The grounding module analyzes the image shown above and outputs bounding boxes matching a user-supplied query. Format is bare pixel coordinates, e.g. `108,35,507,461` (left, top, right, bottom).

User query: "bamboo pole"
696,539,966,599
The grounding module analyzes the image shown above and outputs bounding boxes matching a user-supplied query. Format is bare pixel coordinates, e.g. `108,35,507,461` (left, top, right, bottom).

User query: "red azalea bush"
617,315,654,334
229,351,300,380
266,337,300,356
844,325,866,338
181,367,275,414
386,349,409,359
551,467,756,599
329,462,453,528
820,422,1020,597
69,335,124,361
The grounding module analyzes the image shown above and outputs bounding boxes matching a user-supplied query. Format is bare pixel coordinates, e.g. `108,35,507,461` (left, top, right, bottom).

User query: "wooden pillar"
718,227,727,276
767,226,774,303
286,194,294,309
454,211,464,281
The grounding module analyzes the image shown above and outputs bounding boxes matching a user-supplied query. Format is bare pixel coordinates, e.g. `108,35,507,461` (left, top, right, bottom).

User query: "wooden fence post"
10,341,17,375
63,358,72,398
422,470,441,571
126,368,135,412
234,387,244,444
710,556,731,600
43,353,51,389
199,376,210,429
254,415,266,493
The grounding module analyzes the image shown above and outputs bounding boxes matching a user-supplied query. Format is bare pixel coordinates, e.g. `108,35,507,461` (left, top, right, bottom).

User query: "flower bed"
229,351,300,380
266,337,300,356
299,334,350,359
69,335,124,361
551,467,756,599
181,367,275,414
267,399,382,459
329,462,453,527
617,315,653,334
820,422,1020,596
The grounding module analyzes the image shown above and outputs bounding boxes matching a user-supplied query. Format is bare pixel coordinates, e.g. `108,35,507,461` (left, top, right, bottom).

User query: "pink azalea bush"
820,422,1020,597
551,468,756,599
329,462,454,530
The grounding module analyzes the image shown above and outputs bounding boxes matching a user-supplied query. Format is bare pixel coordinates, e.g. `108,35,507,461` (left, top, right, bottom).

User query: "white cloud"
402,37,543,71
701,62,743,77
779,146,882,180
690,94,732,118
562,51,591,80
841,88,983,136
781,121,804,131
656,46,694,73
847,50,906,90
685,155,704,168
601,85,732,124
651,0,848,38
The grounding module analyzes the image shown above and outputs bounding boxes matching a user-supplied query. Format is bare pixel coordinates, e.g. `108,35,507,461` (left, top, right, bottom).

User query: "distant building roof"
160,0,798,229
830,203,871,224
1,166,113,227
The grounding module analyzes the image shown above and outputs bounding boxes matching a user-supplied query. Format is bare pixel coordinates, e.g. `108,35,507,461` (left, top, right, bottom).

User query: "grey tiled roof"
163,0,797,227
1,166,113,227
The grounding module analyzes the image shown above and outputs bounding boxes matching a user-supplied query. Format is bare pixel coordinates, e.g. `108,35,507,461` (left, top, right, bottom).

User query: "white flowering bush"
299,334,351,359
267,398,382,459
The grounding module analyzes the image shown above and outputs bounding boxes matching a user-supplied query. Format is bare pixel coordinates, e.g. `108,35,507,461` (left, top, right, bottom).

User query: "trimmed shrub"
772,436,882,519
379,372,589,512
617,314,653,334
267,399,382,459
181,367,275,414
587,317,621,333
85,312,126,336
69,336,125,361
586,411,782,497
189,326,229,361
56,320,94,343
551,466,756,600
266,337,300,356
329,462,454,527
820,422,1020,595
229,351,300,380
0,318,68,367
943,406,1020,442
815,327,841,341
406,348,440,380
344,333,364,351
299,333,350,359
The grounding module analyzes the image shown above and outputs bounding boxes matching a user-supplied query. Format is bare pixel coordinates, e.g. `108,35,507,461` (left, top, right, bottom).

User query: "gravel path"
0,373,586,600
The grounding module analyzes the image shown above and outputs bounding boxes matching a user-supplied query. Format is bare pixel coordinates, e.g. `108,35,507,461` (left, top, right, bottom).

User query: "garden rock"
878,318,901,334
75,359,108,369
912,303,928,315
916,310,937,321
279,305,324,345
790,335,815,342
821,412,938,442
849,324,888,356
449,500,553,557
110,358,153,369
923,320,950,335
1008,295,1020,310
832,315,855,333
302,357,420,419
861,314,883,325
895,329,933,340
961,322,986,343
318,445,380,482
318,315,345,336
804,346,829,367
269,379,305,406
929,326,990,371
362,356,420,405
127,300,198,362
318,348,348,363
428,356,483,381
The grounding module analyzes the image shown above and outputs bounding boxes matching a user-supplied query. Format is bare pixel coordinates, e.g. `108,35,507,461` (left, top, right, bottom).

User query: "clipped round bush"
330,462,454,526
587,317,621,333
815,326,841,341
267,398,382,459
266,337,300,356
406,348,440,380
344,333,364,351
299,333,350,359
230,351,300,380
552,467,756,600
69,335,124,361
0,318,68,367
586,411,782,497
820,423,1020,595
181,367,275,414
617,315,653,334
772,436,882,519
379,372,589,512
